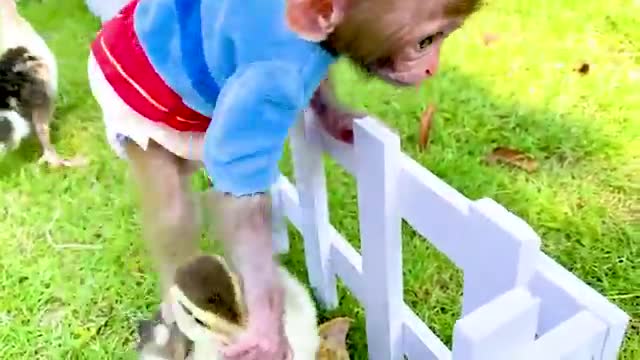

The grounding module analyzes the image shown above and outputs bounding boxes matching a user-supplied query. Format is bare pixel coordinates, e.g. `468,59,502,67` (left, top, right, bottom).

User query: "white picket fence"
270,111,630,360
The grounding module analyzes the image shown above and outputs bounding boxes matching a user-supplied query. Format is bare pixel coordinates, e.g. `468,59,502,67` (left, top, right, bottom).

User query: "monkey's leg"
32,105,88,167
125,139,201,301
126,140,198,359
207,193,291,360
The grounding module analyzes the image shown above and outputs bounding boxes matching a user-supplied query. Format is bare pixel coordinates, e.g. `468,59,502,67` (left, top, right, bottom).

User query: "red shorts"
90,0,211,133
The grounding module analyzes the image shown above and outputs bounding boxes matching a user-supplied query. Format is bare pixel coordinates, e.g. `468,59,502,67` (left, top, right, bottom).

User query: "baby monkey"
88,0,481,359
137,254,352,360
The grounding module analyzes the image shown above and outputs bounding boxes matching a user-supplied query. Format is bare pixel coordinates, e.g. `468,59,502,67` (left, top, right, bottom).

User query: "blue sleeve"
203,61,304,196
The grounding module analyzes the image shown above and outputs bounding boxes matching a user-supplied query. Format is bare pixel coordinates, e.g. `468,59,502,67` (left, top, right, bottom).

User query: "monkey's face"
293,0,480,87
368,18,465,87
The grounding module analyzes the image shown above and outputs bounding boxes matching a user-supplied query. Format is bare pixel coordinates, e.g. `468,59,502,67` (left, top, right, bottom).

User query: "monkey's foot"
38,151,88,168
222,328,292,360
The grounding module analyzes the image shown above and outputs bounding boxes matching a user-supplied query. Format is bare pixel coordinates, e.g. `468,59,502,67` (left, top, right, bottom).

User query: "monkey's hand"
311,105,362,144
309,79,365,145
219,265,293,360
221,316,292,360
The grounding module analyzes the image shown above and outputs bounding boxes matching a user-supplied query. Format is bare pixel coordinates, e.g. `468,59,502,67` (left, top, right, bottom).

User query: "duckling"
138,254,351,360
0,0,86,167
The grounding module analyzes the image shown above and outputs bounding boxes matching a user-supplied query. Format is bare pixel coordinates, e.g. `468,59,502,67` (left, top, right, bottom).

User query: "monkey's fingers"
316,112,356,144
222,332,290,360
221,344,258,360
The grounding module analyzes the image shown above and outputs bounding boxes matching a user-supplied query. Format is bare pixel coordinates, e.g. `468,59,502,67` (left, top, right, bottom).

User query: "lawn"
0,0,637,358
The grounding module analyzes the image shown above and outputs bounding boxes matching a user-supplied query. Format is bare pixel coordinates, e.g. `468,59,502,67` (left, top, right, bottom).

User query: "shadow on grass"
278,64,637,357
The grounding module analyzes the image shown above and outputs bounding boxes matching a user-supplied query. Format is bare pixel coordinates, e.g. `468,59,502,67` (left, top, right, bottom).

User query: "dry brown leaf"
318,317,353,360
418,104,436,151
482,33,500,46
575,62,590,75
486,147,539,173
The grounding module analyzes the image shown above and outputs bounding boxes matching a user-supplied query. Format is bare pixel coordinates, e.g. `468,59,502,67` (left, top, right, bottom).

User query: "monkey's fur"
137,254,352,360
308,0,483,143
0,0,85,166
106,0,482,358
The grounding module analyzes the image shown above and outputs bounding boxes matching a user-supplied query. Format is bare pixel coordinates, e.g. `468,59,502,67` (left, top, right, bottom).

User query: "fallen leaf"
482,33,500,46
485,147,539,173
318,317,353,359
418,104,436,151
575,62,590,75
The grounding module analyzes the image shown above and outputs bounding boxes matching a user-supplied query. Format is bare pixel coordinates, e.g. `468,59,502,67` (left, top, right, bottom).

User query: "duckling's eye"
418,32,443,50
194,317,207,327
178,301,208,328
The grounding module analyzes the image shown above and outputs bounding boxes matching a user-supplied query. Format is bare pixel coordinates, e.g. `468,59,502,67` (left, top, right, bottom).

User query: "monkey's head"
170,255,247,345
288,0,482,86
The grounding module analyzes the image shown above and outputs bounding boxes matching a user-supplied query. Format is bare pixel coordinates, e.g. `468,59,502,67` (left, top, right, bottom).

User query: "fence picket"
288,112,338,308
452,288,540,360
270,113,629,359
354,118,404,360
460,199,541,315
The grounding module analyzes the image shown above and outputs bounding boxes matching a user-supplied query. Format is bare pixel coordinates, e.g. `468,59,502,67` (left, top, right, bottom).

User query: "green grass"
0,0,638,358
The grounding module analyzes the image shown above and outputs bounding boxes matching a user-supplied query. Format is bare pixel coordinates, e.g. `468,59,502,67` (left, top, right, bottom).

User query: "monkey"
308,0,481,144
87,0,481,359
0,0,86,167
137,254,351,360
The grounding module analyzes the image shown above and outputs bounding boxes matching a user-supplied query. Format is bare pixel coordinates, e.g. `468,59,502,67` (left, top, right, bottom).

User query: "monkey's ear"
286,0,345,42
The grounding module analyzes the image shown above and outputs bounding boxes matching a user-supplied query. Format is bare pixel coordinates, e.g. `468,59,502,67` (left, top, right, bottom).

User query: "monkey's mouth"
373,70,415,87
365,64,417,88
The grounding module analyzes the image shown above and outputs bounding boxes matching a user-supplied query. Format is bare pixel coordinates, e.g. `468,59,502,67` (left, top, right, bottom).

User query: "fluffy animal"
0,0,85,167
87,0,481,358
137,254,352,360
137,312,191,360
84,0,129,23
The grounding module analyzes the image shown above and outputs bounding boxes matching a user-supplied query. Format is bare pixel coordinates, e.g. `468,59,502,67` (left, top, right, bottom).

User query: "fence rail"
270,112,629,360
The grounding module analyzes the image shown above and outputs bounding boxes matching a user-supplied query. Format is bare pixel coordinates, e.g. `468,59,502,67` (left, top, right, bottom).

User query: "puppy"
0,0,85,167
137,254,352,360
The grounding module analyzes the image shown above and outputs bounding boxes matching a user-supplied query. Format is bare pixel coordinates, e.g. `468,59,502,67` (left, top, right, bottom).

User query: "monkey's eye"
417,32,443,50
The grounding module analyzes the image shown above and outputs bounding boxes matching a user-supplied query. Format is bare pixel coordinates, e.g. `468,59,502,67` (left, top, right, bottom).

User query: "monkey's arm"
309,74,366,144
202,61,305,359
203,62,303,196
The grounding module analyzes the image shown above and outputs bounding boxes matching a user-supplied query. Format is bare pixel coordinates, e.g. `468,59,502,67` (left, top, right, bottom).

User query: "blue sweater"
133,0,336,196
